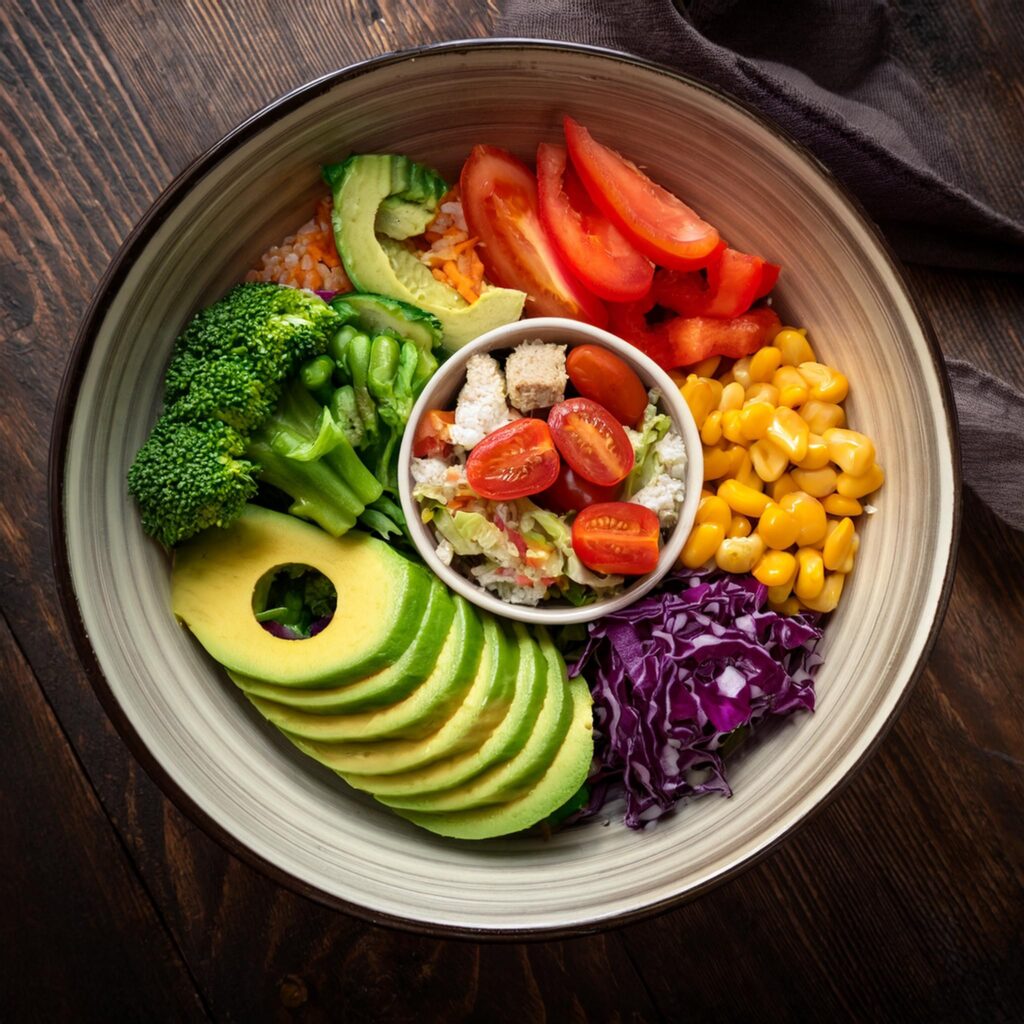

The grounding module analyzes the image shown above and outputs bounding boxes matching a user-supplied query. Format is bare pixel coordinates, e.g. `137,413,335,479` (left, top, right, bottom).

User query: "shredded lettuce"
624,391,672,496
432,508,514,561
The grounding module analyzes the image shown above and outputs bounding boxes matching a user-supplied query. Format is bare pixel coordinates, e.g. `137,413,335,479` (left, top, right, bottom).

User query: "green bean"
300,354,336,392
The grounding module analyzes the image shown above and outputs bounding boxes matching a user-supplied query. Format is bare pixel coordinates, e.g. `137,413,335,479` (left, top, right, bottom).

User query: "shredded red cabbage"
314,290,337,302
570,569,824,829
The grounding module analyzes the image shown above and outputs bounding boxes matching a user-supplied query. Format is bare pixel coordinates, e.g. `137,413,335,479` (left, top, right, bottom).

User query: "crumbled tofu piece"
449,353,513,449
435,539,454,566
504,341,568,412
631,472,686,527
655,431,688,480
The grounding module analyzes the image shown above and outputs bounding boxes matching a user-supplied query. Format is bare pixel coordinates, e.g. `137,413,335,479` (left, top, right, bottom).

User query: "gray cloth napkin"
498,0,1024,530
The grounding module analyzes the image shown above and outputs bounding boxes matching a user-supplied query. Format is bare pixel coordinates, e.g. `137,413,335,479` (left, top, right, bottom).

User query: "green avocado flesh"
394,673,594,841
171,506,431,688
230,578,454,714
344,622,548,801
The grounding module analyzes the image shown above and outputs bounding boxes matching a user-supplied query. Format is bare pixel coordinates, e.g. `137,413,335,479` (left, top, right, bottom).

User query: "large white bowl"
51,41,959,936
397,317,704,625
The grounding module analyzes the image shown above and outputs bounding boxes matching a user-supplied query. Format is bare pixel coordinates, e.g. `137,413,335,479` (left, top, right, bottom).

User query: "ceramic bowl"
51,41,959,936
397,317,703,625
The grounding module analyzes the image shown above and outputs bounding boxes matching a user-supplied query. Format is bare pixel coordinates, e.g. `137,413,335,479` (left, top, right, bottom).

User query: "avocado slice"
298,614,520,775
373,629,576,812
171,506,432,688
343,622,548,800
394,674,594,840
230,577,454,714
325,154,526,351
246,593,485,742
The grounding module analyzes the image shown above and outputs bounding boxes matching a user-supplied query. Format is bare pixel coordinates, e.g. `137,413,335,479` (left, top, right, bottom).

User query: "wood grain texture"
0,0,1021,1020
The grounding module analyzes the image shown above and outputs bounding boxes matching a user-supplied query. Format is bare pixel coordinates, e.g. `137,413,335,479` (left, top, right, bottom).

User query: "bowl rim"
47,37,963,941
397,317,704,625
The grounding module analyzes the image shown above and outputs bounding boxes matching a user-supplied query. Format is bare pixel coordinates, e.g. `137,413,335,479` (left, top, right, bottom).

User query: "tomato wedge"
465,418,561,500
563,116,721,271
412,409,455,458
459,145,607,325
540,463,622,515
653,248,775,320
548,398,635,487
536,143,654,302
566,344,648,426
572,501,661,575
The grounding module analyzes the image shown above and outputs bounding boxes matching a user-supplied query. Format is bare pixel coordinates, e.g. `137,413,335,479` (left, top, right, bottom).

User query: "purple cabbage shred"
569,569,824,829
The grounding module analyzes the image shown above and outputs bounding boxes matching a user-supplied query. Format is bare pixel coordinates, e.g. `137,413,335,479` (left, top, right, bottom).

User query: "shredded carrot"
418,187,486,303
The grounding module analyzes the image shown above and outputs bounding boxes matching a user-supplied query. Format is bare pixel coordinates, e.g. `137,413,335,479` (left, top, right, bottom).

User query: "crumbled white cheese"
411,457,467,503
449,353,513,449
655,431,688,480
631,472,686,527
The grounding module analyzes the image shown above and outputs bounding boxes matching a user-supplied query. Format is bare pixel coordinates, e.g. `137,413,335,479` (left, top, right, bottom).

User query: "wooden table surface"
3,2,1022,1021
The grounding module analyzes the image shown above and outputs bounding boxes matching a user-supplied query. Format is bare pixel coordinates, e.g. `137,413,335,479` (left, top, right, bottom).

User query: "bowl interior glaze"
56,42,958,935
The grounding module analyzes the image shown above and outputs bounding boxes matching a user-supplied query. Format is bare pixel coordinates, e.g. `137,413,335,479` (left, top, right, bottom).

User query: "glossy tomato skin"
536,143,654,302
412,409,455,458
459,144,607,326
563,116,720,271
571,501,661,575
565,344,648,426
465,418,561,500
547,397,635,487
540,462,622,515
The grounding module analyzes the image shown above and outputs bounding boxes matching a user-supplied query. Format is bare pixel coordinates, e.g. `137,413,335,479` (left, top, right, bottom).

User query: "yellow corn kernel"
750,437,790,482
824,428,876,477
790,465,838,498
766,407,810,462
772,366,810,408
681,377,716,430
704,377,724,408
691,355,722,378
722,408,746,445
799,362,849,403
779,491,828,546
767,577,795,603
728,514,752,538
718,478,771,517
739,401,774,441
701,409,724,446
735,455,764,492
836,463,885,499
800,400,845,435
799,572,845,613
753,550,798,587
769,596,803,616
839,532,860,574
744,382,781,406
731,356,754,389
700,487,715,501
715,534,766,574
725,444,750,479
696,494,732,531
717,370,735,387
775,328,816,366
771,471,799,501
681,522,726,568
702,444,734,481
794,548,825,600
749,346,783,382
796,433,830,470
823,517,855,571
718,381,745,412
757,502,801,549
823,493,863,517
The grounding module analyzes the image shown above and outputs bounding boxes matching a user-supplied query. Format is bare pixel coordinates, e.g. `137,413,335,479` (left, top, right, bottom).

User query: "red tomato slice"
536,143,654,302
540,463,622,515
547,398,635,487
654,248,769,319
563,116,721,270
664,307,782,365
572,501,661,575
459,145,607,325
465,418,561,500
754,261,781,299
412,409,455,458
566,344,648,426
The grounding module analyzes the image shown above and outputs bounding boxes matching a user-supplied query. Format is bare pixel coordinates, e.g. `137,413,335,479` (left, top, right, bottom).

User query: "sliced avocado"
298,613,519,775
171,506,431,688
344,622,548,800
231,576,455,714
247,593,485,742
376,198,436,241
394,673,594,840
325,154,526,351
373,628,575,812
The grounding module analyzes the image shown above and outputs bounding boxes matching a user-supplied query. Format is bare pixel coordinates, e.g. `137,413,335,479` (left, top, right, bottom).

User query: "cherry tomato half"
572,501,661,575
548,397,635,487
412,409,455,458
566,344,648,427
465,418,561,500
459,144,608,326
563,116,721,271
540,462,622,515
536,143,654,302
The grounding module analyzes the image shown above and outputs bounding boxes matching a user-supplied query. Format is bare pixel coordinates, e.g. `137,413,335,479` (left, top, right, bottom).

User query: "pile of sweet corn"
674,327,883,615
